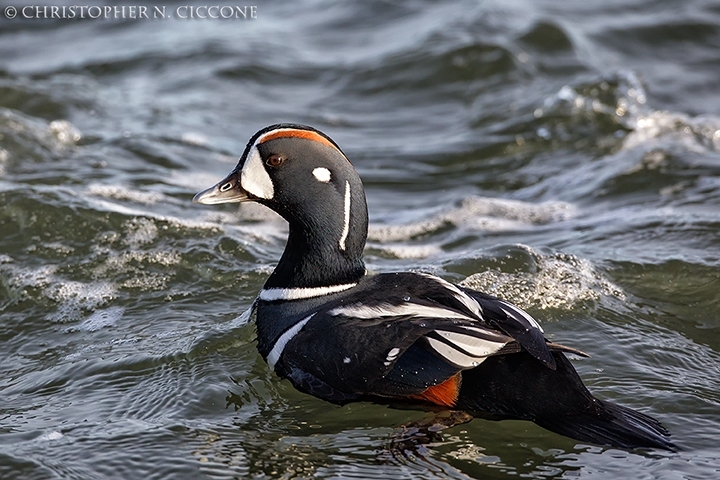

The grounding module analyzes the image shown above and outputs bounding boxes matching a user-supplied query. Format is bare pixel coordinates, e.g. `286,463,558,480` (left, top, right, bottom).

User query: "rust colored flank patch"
410,373,461,407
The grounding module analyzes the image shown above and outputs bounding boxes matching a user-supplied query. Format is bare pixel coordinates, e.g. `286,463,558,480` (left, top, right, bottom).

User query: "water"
1,0,719,478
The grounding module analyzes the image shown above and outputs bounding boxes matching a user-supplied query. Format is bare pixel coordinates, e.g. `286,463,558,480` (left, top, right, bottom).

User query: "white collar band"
259,283,357,301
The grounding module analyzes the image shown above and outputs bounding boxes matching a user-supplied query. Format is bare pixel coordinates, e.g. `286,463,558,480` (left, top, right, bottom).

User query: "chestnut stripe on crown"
257,128,346,158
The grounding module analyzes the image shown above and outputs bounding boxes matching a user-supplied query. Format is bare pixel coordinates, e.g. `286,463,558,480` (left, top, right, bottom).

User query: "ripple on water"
71,306,126,333
1,1,719,478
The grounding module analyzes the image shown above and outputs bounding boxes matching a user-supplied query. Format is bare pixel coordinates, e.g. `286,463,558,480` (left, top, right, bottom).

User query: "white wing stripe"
328,303,471,321
266,314,314,370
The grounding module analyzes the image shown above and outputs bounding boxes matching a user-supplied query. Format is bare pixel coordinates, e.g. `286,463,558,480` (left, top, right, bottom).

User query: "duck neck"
264,188,369,290
264,228,365,290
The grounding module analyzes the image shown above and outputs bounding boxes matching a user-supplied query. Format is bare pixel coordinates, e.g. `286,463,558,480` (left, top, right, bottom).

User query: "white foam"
169,169,235,191
92,249,181,291
460,245,625,311
123,217,158,248
0,147,8,175
86,184,165,205
49,119,82,145
368,196,576,243
180,131,208,147
0,112,81,153
545,73,720,153
623,110,720,152
367,243,443,259
37,431,64,442
45,281,117,323
0,262,57,290
0,260,117,322
76,306,125,332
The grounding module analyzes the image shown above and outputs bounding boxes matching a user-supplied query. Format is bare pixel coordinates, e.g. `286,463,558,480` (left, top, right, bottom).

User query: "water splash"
49,119,82,145
123,217,159,248
460,245,625,312
623,111,720,152
0,109,81,163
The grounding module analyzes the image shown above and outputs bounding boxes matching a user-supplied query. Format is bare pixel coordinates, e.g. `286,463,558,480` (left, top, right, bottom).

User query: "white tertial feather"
266,314,314,370
312,167,332,183
259,283,357,301
339,180,351,251
499,300,543,332
433,330,508,357
426,337,489,368
241,146,274,199
418,273,483,318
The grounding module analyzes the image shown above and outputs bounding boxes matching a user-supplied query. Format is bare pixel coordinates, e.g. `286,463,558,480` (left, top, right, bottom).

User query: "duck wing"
272,272,556,404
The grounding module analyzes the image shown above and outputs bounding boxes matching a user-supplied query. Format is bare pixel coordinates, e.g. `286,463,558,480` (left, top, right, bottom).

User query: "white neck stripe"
259,283,357,301
339,180,351,251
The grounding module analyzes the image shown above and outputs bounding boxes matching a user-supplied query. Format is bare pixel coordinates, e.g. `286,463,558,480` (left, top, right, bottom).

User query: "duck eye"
266,155,285,167
219,182,233,192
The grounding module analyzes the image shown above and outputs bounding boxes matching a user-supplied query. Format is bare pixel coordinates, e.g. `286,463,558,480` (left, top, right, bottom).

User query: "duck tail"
536,398,676,451
456,352,676,451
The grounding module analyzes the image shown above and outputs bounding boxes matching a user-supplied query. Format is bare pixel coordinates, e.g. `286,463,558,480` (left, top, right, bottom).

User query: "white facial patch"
312,167,332,183
241,146,274,200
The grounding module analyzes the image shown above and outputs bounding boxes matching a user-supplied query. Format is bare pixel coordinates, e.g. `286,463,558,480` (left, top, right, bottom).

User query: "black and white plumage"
193,123,675,451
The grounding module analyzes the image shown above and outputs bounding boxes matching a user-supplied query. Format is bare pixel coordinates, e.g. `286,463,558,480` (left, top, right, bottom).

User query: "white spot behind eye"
312,167,332,183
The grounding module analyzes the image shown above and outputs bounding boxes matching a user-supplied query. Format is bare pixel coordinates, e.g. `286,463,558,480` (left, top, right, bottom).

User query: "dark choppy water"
1,0,720,478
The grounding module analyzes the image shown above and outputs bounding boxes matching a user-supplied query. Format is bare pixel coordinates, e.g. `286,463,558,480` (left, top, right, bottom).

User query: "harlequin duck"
193,124,675,450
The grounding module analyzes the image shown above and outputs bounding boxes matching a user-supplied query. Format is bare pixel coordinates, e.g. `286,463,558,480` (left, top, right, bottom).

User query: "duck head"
193,124,368,289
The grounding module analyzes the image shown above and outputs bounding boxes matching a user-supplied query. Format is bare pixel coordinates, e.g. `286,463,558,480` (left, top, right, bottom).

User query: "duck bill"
192,170,249,205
